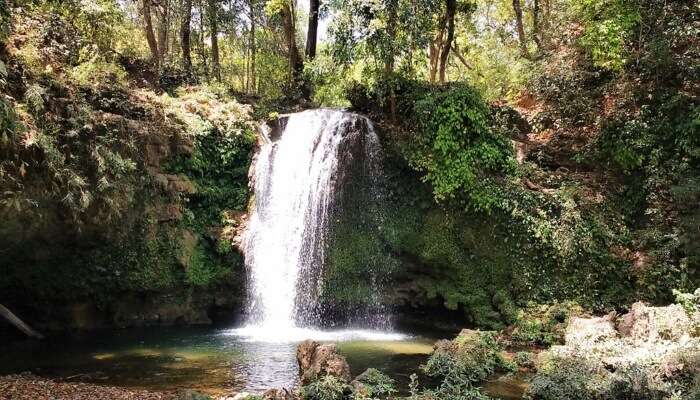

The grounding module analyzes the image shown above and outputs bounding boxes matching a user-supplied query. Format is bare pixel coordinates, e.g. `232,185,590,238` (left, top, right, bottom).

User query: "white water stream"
231,109,401,343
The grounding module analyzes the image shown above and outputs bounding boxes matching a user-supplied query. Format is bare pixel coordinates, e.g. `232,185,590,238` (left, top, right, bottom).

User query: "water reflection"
0,326,426,395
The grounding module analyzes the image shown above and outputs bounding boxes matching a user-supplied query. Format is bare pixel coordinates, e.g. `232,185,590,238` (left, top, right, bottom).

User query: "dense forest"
0,0,698,399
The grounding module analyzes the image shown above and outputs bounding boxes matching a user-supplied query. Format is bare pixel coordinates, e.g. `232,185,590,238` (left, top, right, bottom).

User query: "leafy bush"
420,330,513,399
300,375,352,400
528,351,700,400
71,58,128,87
406,84,517,211
0,0,9,41
352,369,396,399
514,352,534,369
674,288,700,315
575,0,640,71
510,302,582,346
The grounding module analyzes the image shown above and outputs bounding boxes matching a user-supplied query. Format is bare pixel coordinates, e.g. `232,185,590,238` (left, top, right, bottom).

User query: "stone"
67,302,105,330
297,340,351,385
151,203,183,222
111,292,212,328
618,302,692,342
564,313,617,346
177,229,199,267
152,173,170,191
167,174,197,194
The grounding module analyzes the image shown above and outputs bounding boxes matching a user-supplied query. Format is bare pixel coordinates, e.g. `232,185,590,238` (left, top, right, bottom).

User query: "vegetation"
0,0,698,397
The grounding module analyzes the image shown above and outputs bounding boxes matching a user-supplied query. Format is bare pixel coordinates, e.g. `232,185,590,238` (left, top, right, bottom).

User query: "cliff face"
0,8,254,332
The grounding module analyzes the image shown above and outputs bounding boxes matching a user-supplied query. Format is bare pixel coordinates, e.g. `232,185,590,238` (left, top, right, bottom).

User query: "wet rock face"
297,340,351,385
262,116,290,143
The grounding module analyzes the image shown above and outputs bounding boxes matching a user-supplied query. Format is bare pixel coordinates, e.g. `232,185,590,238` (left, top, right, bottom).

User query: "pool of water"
0,325,526,398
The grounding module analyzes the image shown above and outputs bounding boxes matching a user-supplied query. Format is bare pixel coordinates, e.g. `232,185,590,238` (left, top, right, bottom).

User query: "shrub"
300,375,352,400
71,58,128,87
514,352,534,369
352,369,396,399
528,352,700,400
421,330,512,400
575,0,640,71
510,302,582,347
674,288,700,315
406,84,517,212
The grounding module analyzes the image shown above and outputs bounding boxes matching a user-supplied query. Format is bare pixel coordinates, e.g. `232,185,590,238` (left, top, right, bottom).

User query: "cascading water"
231,109,398,342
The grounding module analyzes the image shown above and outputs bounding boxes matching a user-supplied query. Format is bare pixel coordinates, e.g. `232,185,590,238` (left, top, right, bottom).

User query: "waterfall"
242,109,385,333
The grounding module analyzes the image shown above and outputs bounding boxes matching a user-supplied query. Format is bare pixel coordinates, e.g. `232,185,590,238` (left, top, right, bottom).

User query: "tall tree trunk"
281,1,303,84
197,0,209,80
208,0,221,81
384,0,397,76
181,0,193,75
429,3,448,83
385,0,397,119
438,0,456,83
142,0,160,67
532,0,543,52
249,0,256,93
156,1,169,66
512,0,529,57
305,0,320,60
0,304,43,339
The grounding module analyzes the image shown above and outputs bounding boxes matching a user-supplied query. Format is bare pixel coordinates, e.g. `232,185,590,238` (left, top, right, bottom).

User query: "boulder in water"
297,339,351,384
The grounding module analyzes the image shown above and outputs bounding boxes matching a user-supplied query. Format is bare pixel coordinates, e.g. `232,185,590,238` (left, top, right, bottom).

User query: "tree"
512,0,529,57
156,0,169,65
532,0,543,52
181,0,193,74
208,0,221,81
306,0,320,60
248,0,257,93
142,0,160,67
0,304,43,339
280,0,303,83
438,0,456,83
197,0,210,79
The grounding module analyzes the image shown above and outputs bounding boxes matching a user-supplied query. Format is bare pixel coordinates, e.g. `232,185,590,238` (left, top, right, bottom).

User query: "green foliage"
529,351,700,400
422,331,513,394
353,369,396,399
0,0,9,41
175,131,253,222
407,84,516,211
575,0,640,71
416,331,513,400
57,0,143,57
70,58,128,87
185,244,231,287
510,302,582,346
674,288,700,315
514,351,534,369
300,375,352,400
299,370,396,400
327,0,438,77
304,50,353,107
